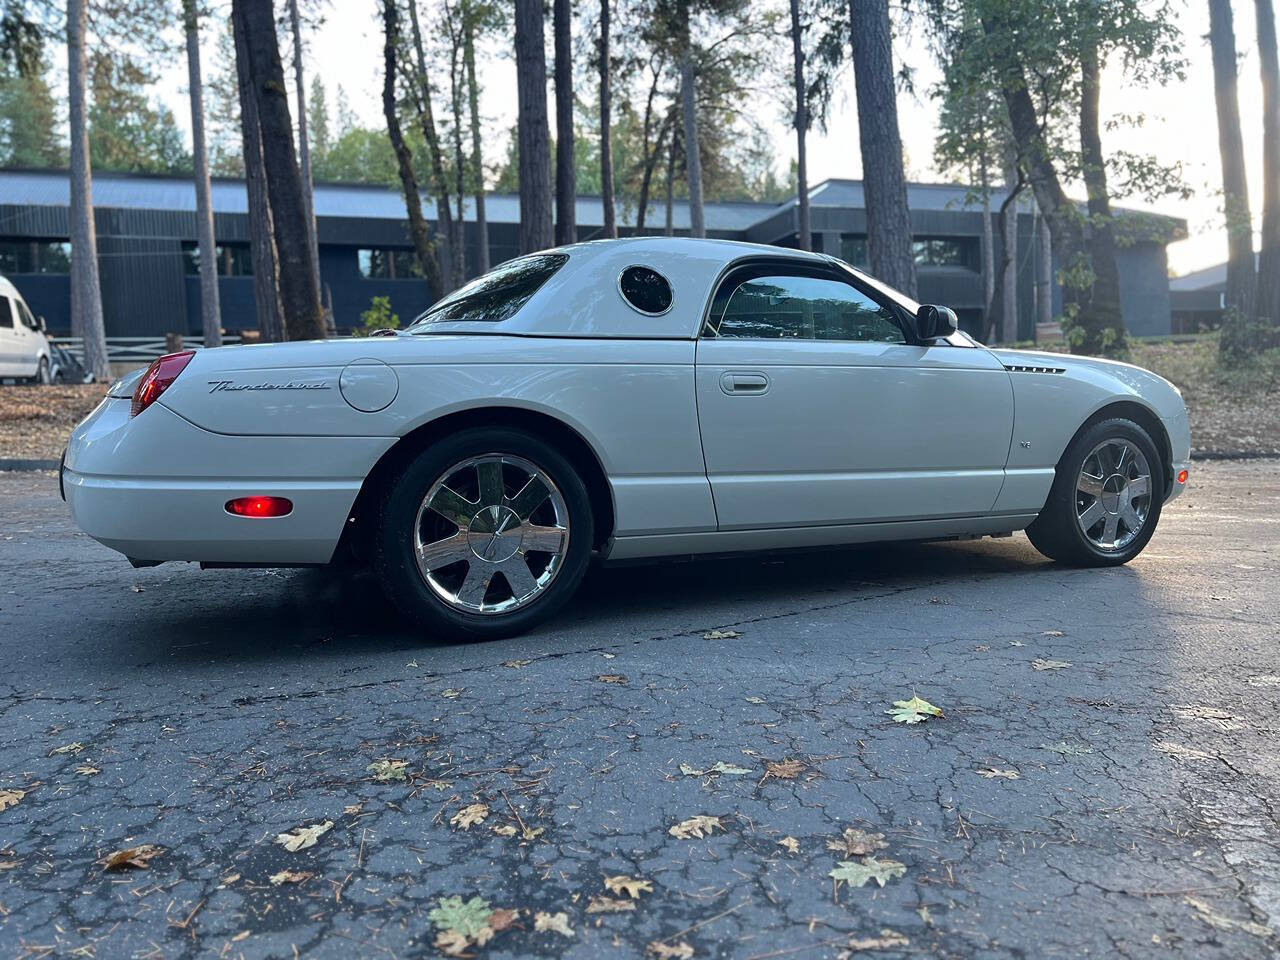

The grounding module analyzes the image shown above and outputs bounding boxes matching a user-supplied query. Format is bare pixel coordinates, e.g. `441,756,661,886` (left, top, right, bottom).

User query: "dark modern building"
1168,256,1259,333
0,168,1184,345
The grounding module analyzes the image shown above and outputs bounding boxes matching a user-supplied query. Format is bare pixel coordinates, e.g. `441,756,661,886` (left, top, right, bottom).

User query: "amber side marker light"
1177,469,1189,484
225,496,293,518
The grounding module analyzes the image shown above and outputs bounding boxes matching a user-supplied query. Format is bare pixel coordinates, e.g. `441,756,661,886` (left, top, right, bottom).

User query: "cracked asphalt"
1,460,1278,959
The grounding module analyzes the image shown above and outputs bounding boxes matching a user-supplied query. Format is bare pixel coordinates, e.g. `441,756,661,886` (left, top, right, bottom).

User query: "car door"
14,297,42,376
694,262,1014,531
0,296,18,377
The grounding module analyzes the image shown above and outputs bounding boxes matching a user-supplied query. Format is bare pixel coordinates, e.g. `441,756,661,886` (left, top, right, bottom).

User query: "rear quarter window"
618,265,674,315
411,253,569,326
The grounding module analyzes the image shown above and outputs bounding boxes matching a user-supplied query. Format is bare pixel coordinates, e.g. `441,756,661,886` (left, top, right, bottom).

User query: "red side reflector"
225,496,293,518
131,351,196,417
1177,469,1189,484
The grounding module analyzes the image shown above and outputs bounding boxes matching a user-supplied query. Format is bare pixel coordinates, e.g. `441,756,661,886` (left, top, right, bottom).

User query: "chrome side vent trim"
1003,364,1066,374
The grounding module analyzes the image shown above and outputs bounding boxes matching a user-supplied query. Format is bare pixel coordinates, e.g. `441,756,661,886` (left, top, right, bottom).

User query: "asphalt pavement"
0,461,1277,959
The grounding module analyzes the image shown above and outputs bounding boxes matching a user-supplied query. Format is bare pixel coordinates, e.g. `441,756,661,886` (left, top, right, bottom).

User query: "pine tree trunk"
1037,204,1053,333
980,159,994,319
383,0,443,299
790,0,810,251
184,0,222,349
634,71,668,233
1255,0,1280,326
848,0,915,295
553,0,575,245
233,0,325,341
1208,0,1257,325
599,0,617,239
66,0,110,380
448,31,466,281
1079,31,1125,352
288,0,321,303
981,14,1089,350
664,128,677,236
515,0,554,252
1000,152,1019,343
233,7,283,341
463,5,489,273
409,0,456,291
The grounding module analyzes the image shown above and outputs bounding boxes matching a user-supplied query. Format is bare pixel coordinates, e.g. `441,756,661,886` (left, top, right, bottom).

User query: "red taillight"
131,351,196,417
225,496,293,518
1177,469,1189,484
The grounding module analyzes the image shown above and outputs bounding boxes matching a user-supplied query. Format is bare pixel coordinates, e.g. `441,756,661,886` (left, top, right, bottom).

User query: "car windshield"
407,253,569,329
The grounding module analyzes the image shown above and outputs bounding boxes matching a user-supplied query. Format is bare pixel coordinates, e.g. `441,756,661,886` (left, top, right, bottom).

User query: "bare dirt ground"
0,383,107,460
0,460,1276,958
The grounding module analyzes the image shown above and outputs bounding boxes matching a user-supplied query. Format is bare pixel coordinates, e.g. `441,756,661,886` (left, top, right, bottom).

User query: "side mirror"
37,315,46,333
915,304,958,341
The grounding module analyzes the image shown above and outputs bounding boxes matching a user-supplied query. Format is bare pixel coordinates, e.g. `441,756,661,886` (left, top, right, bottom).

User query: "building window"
182,242,253,277
839,235,868,268
358,248,417,279
912,237,977,269
0,239,71,274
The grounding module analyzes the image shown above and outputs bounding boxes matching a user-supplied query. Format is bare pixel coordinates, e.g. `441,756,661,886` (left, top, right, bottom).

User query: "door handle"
719,371,769,395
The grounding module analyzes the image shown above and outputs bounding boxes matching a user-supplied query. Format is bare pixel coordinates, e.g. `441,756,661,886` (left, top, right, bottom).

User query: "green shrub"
353,295,399,337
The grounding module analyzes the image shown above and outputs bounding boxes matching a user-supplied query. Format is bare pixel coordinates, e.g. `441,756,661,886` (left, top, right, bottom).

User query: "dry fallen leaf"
1184,896,1273,938
74,765,100,776
274,820,333,853
434,929,471,957
503,659,532,668
703,629,741,640
441,688,464,699
367,759,409,781
976,767,1020,780
1031,658,1072,671
102,844,163,870
745,696,766,704
488,908,519,932
827,828,887,857
450,803,489,830
604,874,654,899
533,911,574,937
679,761,751,777
763,758,805,781
596,674,628,684
130,584,144,593
429,895,502,953
0,859,21,870
777,836,800,854
586,895,636,914
669,815,724,839
1042,629,1065,637
50,742,84,756
839,929,910,954
492,824,518,837
885,696,942,724
344,802,364,816
648,941,695,959
829,856,907,891
269,869,311,886
0,788,25,811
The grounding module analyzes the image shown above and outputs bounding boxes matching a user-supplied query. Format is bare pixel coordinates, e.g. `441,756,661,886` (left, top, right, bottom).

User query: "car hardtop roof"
547,235,835,271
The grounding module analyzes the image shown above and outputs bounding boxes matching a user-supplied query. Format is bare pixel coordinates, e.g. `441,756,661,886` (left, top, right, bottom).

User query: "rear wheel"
1025,418,1164,566
374,427,593,641
33,357,50,385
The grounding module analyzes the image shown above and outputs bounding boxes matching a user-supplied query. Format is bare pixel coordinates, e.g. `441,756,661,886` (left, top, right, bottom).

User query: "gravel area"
0,384,108,460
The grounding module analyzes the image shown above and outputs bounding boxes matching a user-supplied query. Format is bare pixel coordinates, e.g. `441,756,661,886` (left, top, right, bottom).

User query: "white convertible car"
64,237,1190,639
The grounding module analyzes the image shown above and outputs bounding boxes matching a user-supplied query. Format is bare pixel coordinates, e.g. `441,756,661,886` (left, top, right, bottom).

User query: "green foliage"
88,54,190,175
354,296,400,337
0,53,63,167
829,856,907,889
428,895,493,939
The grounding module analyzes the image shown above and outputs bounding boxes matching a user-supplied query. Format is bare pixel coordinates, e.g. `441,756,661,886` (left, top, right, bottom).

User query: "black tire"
374,427,593,641
1025,417,1164,566
33,357,51,385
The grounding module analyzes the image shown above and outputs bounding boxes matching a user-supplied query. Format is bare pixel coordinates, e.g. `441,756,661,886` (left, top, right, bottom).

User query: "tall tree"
183,0,221,348
553,0,576,244
66,0,109,381
677,0,705,236
1077,8,1124,351
848,0,915,295
287,0,321,300
382,0,443,297
444,0,468,281
1255,0,1280,326
514,0,553,252
0,47,63,167
308,75,329,169
232,5,282,340
462,0,490,272
599,0,617,238
232,0,325,341
1208,0,1257,339
408,0,457,291
89,54,190,173
790,0,810,250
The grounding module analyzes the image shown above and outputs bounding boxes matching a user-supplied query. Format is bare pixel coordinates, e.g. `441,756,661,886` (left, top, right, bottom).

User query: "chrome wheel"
413,453,570,615
1075,438,1152,552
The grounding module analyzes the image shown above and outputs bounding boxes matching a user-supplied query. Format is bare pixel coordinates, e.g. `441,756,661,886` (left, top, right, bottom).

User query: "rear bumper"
64,396,391,564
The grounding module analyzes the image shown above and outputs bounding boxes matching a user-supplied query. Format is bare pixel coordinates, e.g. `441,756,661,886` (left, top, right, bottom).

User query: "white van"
0,274,52,383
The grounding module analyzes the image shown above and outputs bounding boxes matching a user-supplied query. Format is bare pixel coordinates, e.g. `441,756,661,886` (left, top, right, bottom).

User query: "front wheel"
374,427,594,641
1025,417,1164,566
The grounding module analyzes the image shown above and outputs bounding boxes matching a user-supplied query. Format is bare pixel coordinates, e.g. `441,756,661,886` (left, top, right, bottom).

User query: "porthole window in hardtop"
410,253,569,326
618,265,674,315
